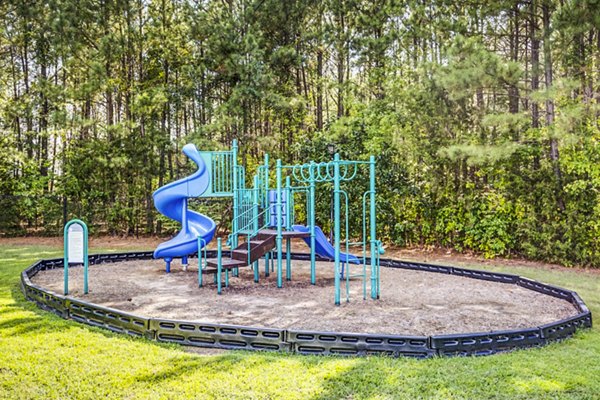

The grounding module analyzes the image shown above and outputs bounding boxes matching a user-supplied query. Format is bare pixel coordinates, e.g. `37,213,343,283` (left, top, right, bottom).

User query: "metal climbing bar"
362,190,370,300
336,188,355,303
334,154,341,305
288,160,367,184
308,162,316,285
231,141,239,253
369,155,378,299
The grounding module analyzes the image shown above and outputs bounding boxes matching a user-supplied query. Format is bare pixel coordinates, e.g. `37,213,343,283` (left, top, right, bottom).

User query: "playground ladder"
201,229,309,293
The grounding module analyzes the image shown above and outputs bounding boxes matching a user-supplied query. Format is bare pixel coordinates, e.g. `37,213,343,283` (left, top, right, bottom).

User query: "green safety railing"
204,145,245,197
256,164,269,209
234,190,253,233
208,151,234,195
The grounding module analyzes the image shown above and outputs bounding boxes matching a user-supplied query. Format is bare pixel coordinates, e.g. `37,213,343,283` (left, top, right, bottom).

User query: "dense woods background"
1,0,600,266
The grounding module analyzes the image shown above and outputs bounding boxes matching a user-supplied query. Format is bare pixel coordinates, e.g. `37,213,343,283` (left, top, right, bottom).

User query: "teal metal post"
276,159,283,288
217,238,222,295
377,241,381,298
264,153,269,208
334,154,341,305
232,140,238,247
285,176,292,281
263,153,270,277
309,162,316,284
265,252,270,277
253,175,259,283
63,219,89,296
198,237,203,287
253,175,260,233
369,155,377,299
181,198,189,270
231,140,239,277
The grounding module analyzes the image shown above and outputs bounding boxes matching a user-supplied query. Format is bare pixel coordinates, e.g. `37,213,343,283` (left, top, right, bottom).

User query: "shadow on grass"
133,352,253,384
0,303,26,314
5,283,148,343
301,336,600,400
0,316,51,337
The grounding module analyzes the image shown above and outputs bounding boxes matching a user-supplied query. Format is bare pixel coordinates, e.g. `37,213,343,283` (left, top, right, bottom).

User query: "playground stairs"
203,231,277,272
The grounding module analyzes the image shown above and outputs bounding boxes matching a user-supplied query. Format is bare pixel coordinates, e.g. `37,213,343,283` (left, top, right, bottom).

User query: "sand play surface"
32,257,578,336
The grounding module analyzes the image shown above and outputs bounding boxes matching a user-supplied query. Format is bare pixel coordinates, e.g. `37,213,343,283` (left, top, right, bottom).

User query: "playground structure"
153,140,383,305
21,142,592,358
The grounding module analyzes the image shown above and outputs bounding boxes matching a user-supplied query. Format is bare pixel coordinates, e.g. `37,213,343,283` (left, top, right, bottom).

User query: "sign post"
64,219,89,295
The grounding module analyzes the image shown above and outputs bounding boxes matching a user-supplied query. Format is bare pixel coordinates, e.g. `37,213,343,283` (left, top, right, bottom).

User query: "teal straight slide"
153,144,216,268
292,224,360,264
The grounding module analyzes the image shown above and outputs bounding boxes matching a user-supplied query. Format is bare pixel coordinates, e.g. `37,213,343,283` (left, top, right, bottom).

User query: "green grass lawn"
1,243,599,399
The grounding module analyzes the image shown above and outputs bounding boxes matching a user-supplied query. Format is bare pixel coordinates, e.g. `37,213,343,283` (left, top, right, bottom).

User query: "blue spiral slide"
153,144,216,271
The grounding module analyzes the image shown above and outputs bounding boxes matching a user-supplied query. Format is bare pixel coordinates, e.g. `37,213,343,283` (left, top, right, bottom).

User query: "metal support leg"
276,159,283,288
265,252,270,277
370,155,377,300
309,162,316,285
334,154,341,305
286,238,291,281
198,262,203,287
217,238,222,295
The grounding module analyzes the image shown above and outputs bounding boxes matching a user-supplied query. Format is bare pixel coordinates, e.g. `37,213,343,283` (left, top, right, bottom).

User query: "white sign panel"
68,224,84,264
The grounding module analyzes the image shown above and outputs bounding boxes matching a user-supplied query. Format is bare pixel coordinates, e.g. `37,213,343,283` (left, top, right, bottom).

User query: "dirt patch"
32,257,579,336
0,235,164,249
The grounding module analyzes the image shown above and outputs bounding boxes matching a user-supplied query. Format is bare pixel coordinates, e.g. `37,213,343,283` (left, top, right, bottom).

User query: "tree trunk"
508,3,520,115
21,34,33,159
531,2,540,129
104,0,114,129
336,8,345,119
9,42,21,178
39,55,49,180
542,1,564,210
316,48,323,130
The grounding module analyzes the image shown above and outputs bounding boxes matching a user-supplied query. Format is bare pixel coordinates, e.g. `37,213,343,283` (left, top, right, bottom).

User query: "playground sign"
63,219,89,295
68,224,84,263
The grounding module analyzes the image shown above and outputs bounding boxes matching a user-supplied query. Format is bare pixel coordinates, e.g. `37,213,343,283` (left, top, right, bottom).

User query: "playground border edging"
21,251,593,358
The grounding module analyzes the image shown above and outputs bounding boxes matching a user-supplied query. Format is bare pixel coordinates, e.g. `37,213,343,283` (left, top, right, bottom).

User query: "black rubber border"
21,251,593,358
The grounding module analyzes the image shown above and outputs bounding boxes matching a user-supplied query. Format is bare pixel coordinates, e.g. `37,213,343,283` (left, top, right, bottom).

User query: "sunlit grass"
1,243,599,399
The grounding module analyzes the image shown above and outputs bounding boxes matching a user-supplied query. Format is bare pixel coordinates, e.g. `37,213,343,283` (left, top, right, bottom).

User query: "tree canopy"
1,0,600,266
